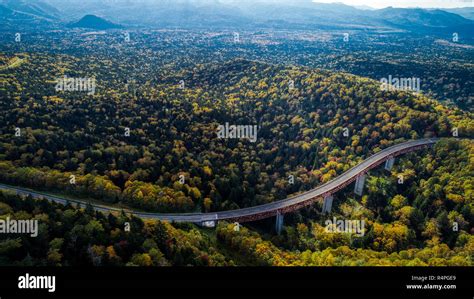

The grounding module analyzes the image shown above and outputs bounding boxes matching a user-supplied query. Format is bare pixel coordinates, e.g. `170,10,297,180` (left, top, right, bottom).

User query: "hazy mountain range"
444,7,474,20
0,0,473,34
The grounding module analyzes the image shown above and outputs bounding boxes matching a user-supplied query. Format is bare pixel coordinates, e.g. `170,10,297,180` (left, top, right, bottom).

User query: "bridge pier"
385,157,395,171
322,195,333,214
354,174,366,196
275,211,284,235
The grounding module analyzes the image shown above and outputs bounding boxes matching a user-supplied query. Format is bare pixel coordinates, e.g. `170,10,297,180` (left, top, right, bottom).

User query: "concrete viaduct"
0,138,440,234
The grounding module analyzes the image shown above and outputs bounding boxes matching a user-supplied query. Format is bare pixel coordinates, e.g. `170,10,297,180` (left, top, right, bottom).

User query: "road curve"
0,138,440,223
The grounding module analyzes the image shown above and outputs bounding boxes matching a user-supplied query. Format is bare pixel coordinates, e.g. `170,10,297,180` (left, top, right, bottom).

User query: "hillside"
68,14,123,30
0,24,472,270
0,0,60,19
445,7,474,20
0,138,472,266
0,55,472,213
0,2,55,29
372,7,473,28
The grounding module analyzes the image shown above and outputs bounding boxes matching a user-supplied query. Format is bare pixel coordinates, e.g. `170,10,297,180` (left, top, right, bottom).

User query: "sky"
313,0,474,8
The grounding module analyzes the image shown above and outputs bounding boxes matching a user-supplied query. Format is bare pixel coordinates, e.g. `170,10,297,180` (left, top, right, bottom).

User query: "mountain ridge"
67,14,123,30
0,0,472,36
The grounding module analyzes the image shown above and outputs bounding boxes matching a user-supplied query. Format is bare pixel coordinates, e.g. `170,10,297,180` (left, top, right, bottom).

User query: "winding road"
0,138,440,224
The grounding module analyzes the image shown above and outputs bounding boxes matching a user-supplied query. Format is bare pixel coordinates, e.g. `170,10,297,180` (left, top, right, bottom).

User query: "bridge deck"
0,138,439,223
